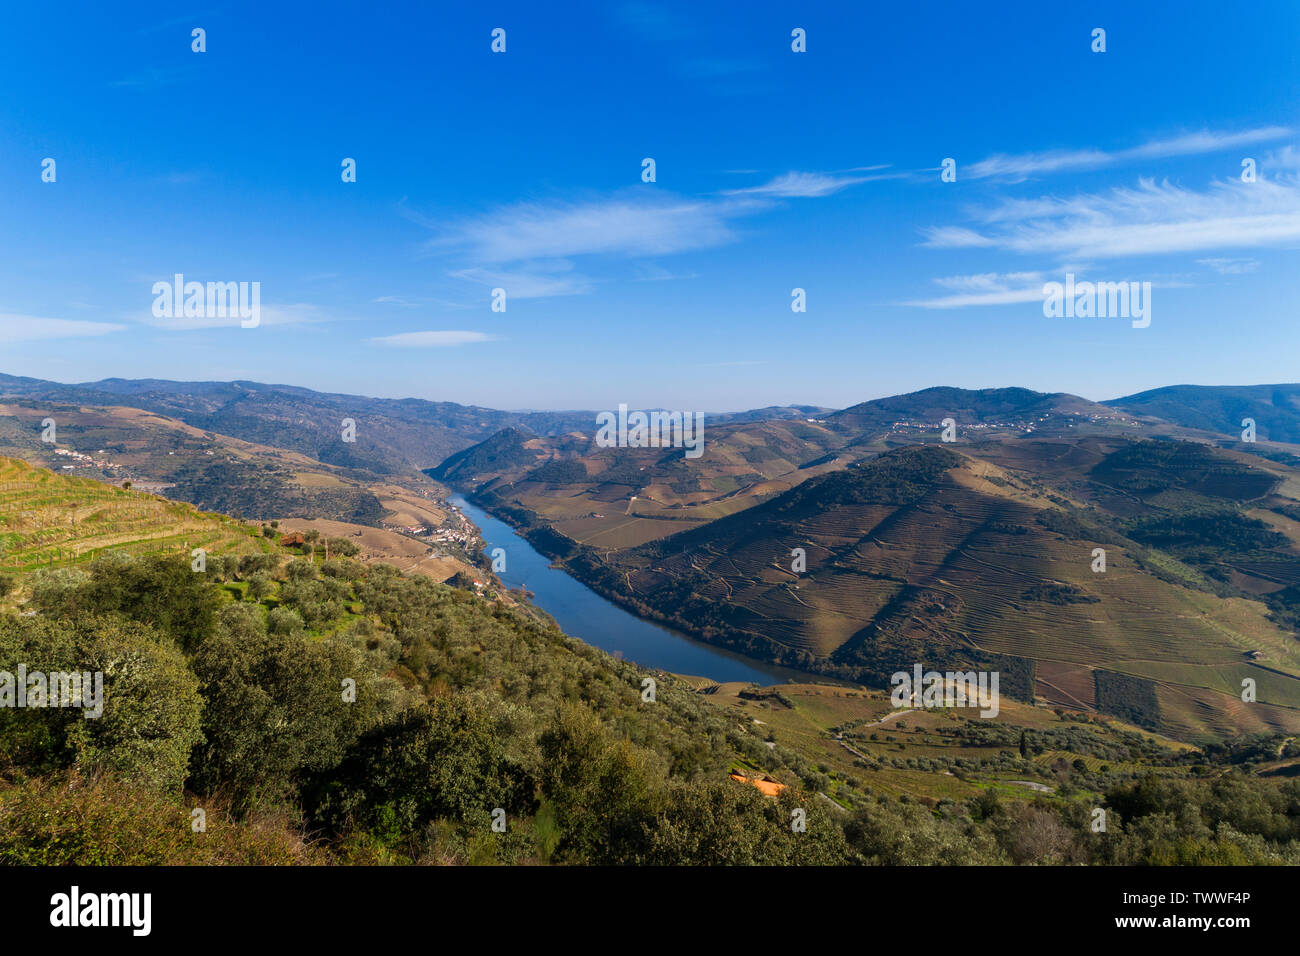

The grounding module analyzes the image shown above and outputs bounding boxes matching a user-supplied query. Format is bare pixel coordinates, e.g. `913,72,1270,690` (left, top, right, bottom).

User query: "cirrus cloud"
0,314,126,342
965,126,1291,182
902,272,1046,309
921,173,1300,260
441,194,744,263
370,330,499,348
722,169,899,198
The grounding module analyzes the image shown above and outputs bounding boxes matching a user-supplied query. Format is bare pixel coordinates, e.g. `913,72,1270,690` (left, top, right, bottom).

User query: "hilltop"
830,386,1130,435
0,456,481,603
0,398,456,526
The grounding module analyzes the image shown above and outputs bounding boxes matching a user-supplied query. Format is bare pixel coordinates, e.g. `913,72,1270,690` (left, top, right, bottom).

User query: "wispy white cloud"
921,173,1300,260
450,265,593,299
0,314,127,343
632,263,698,282
150,303,324,331
903,272,1046,309
903,271,1193,309
443,195,743,262
966,127,1291,182
430,192,756,299
370,330,498,348
429,170,889,300
1197,256,1260,274
932,272,1045,291
916,226,998,249
723,170,898,198
439,171,870,270
1266,145,1300,170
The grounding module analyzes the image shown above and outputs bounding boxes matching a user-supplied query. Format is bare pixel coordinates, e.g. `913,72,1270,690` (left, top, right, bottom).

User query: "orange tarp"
729,771,786,797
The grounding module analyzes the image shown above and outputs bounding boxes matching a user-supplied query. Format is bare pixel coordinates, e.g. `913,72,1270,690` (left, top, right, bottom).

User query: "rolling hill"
829,386,1132,436
10,374,1300,742
0,373,831,478
535,443,1300,741
435,386,1300,742
1107,383,1300,444
0,399,392,523
10,384,1300,863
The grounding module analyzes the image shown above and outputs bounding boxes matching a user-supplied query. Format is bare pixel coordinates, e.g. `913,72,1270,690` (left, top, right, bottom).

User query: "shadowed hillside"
1107,384,1300,444
452,425,1300,742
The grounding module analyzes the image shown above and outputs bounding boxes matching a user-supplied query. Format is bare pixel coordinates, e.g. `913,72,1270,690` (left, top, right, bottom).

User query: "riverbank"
449,490,867,688
449,493,815,686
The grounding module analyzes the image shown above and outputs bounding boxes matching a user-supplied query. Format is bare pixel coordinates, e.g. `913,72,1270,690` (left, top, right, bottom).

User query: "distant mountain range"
0,372,592,474
0,373,836,474
7,372,1300,465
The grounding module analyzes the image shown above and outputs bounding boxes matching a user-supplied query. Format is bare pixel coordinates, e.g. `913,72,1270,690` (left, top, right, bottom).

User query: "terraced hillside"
428,387,1150,553
0,456,268,578
0,400,394,524
0,373,589,474
430,418,854,550
462,433,1300,742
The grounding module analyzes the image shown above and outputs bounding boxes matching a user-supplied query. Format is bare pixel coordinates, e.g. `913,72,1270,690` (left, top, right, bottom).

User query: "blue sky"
1,1,1297,411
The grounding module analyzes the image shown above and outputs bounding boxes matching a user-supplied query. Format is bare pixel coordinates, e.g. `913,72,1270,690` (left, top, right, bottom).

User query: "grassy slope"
701,680,1200,807
0,455,269,580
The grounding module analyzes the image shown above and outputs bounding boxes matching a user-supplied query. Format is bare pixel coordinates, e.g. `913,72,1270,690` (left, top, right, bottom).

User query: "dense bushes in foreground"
3,552,1300,865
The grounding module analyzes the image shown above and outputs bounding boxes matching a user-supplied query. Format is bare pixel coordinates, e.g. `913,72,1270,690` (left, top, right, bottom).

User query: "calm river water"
450,494,802,685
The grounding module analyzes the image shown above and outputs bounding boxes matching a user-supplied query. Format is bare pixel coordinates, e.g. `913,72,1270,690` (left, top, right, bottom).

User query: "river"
450,494,801,685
